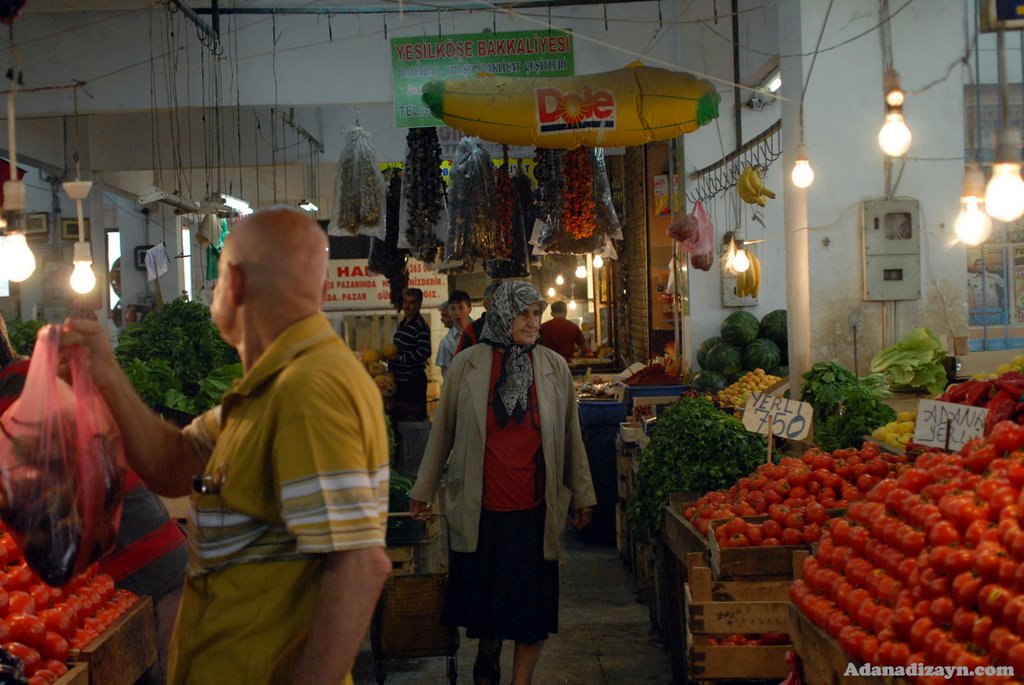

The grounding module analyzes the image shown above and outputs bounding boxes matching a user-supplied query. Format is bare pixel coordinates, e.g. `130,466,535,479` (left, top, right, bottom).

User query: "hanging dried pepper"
492,145,515,261
403,127,445,263
561,147,596,240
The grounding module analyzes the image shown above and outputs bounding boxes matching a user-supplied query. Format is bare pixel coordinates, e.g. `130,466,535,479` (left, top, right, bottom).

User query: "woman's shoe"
472,652,500,685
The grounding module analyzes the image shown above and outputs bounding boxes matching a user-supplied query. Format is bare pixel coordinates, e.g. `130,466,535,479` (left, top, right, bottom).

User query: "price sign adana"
913,399,988,452
742,393,813,441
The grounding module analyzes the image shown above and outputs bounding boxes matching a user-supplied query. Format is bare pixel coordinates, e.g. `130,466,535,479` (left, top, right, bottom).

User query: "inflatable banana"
421,61,720,149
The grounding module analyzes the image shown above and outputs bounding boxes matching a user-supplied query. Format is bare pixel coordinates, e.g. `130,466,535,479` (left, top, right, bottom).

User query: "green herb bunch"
629,396,766,536
115,297,240,415
800,361,894,451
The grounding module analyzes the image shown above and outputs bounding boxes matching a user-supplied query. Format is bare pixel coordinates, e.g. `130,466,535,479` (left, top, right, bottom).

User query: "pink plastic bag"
0,325,125,586
668,201,715,271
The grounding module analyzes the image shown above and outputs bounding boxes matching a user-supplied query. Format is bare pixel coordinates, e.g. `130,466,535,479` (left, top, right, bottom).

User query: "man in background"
435,290,472,377
390,287,431,421
455,281,499,354
539,300,587,363
968,257,1007,325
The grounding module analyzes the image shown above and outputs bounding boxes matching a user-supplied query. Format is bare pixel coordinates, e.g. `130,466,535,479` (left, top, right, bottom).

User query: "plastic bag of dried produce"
670,201,714,271
445,137,499,265
328,127,387,239
0,325,125,586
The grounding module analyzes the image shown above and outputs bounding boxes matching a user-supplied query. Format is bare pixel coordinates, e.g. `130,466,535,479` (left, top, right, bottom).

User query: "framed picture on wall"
60,217,90,242
24,212,48,240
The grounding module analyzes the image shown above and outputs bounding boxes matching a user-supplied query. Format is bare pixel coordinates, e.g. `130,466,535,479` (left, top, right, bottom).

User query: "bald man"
61,207,392,685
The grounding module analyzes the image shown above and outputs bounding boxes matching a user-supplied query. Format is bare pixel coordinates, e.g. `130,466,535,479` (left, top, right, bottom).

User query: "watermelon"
691,370,728,393
696,336,722,370
769,365,789,378
743,338,782,372
705,342,743,377
721,311,759,348
759,309,788,348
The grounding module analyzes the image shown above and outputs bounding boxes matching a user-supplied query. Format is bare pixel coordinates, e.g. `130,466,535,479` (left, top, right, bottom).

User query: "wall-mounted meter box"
861,198,921,301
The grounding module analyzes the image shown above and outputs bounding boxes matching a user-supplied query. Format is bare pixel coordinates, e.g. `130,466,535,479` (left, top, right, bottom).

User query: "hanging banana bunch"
734,252,762,299
737,165,775,206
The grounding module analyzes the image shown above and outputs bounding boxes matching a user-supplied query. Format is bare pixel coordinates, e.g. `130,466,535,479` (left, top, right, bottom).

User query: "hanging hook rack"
686,119,781,205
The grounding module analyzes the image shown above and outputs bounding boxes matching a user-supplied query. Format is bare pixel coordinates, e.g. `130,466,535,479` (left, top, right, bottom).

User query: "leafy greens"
870,327,949,396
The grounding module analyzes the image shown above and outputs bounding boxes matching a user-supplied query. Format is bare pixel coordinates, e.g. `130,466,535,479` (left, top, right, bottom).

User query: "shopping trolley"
372,512,459,684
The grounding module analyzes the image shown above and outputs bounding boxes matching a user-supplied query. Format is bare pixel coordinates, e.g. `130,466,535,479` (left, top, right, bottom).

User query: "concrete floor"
352,533,672,685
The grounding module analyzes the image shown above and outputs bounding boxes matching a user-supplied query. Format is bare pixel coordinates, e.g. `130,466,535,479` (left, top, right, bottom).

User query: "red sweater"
481,350,544,511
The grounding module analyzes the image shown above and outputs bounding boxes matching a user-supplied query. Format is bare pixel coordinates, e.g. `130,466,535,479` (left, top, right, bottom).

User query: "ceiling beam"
192,0,647,15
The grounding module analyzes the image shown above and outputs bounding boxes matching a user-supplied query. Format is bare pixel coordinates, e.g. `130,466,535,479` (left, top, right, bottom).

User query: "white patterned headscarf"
480,281,548,426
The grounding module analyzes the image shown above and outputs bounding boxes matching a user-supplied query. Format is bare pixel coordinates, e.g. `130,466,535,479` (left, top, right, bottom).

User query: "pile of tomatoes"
791,420,1024,684
683,443,910,547
0,532,138,685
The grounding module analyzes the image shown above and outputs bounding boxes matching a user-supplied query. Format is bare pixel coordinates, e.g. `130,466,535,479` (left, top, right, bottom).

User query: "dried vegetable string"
403,127,445,263
561,147,596,240
445,136,500,271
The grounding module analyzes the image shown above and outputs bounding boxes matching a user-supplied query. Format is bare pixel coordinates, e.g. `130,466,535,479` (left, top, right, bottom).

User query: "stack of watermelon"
692,310,788,393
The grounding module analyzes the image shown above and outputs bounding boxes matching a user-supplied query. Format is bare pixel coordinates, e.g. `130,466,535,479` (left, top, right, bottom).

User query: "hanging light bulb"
878,112,912,157
2,233,35,282
954,162,992,245
555,273,564,286
63,180,96,294
878,71,911,157
791,143,815,188
592,254,604,269
985,128,1024,223
546,286,556,298
568,299,577,311
733,247,751,273
70,243,97,294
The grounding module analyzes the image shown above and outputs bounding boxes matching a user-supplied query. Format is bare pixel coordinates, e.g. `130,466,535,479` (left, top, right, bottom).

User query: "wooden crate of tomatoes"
684,551,805,681
0,529,153,685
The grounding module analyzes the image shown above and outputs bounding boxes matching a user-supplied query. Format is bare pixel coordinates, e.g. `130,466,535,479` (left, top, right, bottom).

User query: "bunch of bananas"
738,165,775,206
734,251,762,298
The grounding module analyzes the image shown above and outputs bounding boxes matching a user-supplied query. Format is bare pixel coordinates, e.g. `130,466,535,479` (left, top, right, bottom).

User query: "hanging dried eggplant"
368,169,409,304
402,128,446,263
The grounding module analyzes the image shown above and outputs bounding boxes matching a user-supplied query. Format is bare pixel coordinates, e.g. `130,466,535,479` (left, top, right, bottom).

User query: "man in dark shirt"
390,287,432,420
539,300,587,362
455,281,499,354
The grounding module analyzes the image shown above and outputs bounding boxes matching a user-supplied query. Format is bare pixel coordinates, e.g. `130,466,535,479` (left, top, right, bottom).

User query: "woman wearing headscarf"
409,281,596,685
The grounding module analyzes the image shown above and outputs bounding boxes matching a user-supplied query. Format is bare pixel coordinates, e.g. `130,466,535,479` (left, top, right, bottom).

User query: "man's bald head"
223,206,328,312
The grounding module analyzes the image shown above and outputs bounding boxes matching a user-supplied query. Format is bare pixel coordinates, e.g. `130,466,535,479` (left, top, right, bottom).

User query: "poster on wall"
323,259,447,312
967,246,1010,326
391,30,574,128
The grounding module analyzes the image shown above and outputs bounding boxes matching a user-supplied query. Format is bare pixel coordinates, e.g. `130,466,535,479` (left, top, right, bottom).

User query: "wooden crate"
686,627,792,681
684,551,806,682
69,596,157,685
706,514,845,580
55,664,88,685
789,603,886,685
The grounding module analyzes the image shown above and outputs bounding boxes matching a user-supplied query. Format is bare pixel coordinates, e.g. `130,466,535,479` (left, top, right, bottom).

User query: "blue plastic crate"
622,384,687,402
578,399,628,427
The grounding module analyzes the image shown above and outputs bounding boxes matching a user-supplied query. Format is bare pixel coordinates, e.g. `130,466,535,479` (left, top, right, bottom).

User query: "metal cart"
372,512,459,684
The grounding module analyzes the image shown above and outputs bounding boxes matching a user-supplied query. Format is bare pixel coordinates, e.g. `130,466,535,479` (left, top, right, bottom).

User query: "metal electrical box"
862,198,921,301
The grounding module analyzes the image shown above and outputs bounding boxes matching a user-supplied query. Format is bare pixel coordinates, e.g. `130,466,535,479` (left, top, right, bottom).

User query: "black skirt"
441,505,559,644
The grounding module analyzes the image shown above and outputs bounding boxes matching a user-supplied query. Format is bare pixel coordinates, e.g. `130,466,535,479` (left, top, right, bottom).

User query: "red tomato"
3,567,33,593
991,421,1024,453
7,613,45,647
972,614,995,648
950,607,978,642
36,608,72,639
989,626,1021,662
3,641,41,675
979,584,1015,619
779,528,802,546
28,670,57,685
928,520,961,547
929,596,955,625
7,590,35,615
39,661,66,677
38,632,68,662
760,519,782,540
27,585,49,609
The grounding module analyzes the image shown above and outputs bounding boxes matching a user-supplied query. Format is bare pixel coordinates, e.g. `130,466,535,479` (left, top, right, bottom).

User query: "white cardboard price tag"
913,399,988,452
742,393,813,441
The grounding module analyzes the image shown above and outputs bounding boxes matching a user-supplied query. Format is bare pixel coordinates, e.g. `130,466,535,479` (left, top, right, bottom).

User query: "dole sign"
536,86,615,134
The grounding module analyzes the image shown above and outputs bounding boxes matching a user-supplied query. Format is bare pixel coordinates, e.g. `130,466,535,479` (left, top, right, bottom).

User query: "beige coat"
409,343,596,560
